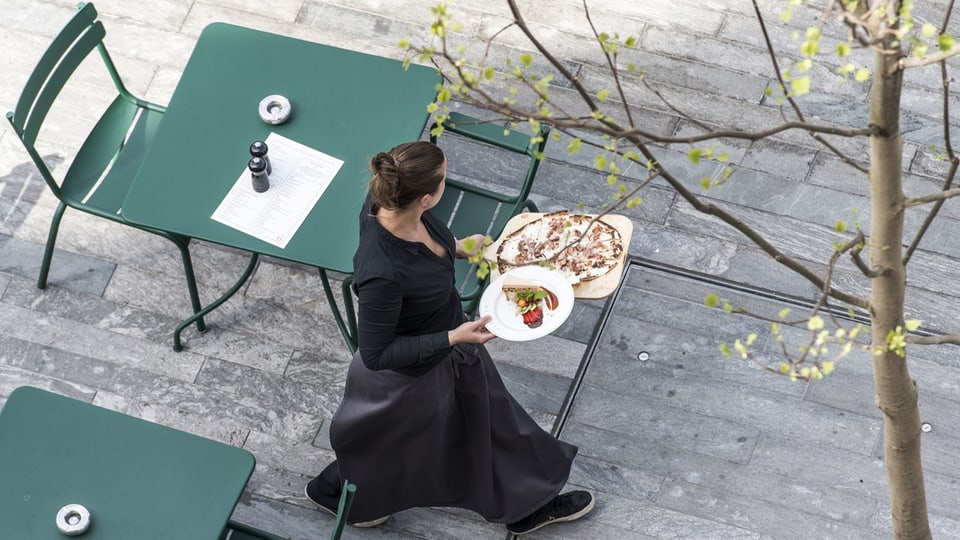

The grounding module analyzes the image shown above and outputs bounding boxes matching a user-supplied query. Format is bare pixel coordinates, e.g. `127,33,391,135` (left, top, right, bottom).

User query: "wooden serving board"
483,212,633,299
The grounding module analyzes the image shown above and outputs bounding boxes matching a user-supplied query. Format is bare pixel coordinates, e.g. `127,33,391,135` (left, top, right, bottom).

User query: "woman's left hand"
448,316,496,346
455,234,489,259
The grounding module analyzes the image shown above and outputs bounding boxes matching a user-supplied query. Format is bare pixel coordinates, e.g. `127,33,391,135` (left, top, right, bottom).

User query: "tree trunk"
867,24,931,540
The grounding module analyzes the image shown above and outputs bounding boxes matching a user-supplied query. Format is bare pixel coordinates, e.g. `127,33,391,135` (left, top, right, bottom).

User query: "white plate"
478,266,575,341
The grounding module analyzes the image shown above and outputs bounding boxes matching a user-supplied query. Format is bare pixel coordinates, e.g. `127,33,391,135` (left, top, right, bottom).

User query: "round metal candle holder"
258,94,292,124
56,504,91,536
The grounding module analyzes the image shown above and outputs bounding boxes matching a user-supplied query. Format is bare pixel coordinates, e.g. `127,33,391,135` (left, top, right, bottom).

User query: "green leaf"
426,102,439,113
801,41,819,56
717,152,730,163
519,53,533,68
625,36,637,48
734,339,748,358
808,315,824,331
398,38,411,50
855,68,871,82
594,154,608,171
688,148,703,163
836,42,851,57
778,308,791,319
700,177,711,190
939,33,956,52
921,23,938,38
482,66,495,80
720,343,732,358
790,76,811,96
596,89,610,101
567,138,582,155
704,293,719,307
905,319,921,332
835,220,847,232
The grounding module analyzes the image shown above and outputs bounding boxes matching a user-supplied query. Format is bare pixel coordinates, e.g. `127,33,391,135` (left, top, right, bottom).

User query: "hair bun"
371,152,398,175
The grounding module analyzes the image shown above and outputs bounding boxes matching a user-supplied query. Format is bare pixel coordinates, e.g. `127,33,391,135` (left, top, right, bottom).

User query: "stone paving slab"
556,261,960,539
3,1,960,539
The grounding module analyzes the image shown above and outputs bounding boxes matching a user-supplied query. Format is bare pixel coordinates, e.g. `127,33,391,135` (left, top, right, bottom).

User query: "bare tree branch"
752,0,871,175
907,333,960,345
848,232,878,277
904,0,960,265
902,172,960,208
896,43,960,72
581,0,635,129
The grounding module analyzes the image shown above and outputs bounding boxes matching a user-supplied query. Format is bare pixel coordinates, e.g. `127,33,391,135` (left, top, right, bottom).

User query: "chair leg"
330,481,357,540
164,233,206,333
38,201,67,289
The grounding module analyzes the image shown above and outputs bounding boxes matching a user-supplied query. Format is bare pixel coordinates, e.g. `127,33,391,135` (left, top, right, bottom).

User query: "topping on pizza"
501,276,559,329
496,211,623,284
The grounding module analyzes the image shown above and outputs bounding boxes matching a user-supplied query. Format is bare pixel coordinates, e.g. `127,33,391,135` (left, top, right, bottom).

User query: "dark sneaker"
304,478,390,528
507,490,595,535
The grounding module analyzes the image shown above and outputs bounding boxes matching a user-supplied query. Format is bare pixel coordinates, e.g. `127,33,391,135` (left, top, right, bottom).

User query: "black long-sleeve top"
351,194,464,375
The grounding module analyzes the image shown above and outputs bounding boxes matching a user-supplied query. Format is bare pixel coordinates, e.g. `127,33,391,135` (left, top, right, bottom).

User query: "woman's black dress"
328,196,577,523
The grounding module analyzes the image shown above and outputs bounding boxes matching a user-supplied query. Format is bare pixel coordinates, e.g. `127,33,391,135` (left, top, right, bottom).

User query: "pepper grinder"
249,140,271,174
248,157,270,193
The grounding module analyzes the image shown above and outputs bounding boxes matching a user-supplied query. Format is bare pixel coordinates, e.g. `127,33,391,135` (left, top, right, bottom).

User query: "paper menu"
211,132,343,248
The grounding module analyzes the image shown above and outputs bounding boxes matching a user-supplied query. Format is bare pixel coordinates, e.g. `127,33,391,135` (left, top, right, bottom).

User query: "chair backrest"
431,112,549,234
6,2,126,196
429,111,550,313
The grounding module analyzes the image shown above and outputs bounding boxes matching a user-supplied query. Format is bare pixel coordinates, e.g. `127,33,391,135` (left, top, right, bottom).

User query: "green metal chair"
5,2,205,332
430,111,550,316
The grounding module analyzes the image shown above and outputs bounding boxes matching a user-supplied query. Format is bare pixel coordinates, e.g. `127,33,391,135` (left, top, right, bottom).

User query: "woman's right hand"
448,316,496,346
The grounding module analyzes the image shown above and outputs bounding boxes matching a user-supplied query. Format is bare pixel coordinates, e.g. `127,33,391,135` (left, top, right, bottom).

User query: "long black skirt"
328,343,577,523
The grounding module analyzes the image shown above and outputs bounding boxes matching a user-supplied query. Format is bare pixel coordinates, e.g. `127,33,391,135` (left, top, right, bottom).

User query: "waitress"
305,141,594,535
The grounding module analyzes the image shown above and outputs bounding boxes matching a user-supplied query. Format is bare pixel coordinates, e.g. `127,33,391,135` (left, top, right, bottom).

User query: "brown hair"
369,141,446,211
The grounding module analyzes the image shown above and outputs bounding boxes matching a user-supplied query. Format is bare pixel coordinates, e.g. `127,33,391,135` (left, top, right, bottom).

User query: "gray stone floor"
3,1,960,539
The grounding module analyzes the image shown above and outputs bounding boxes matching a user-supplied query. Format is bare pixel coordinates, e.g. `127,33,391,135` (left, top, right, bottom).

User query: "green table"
122,23,440,350
0,386,255,539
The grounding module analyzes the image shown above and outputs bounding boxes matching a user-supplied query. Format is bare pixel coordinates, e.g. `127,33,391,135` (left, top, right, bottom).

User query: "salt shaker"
249,157,270,193
249,140,271,174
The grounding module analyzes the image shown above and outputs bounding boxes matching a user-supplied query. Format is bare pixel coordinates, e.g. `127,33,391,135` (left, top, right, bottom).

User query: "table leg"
173,253,260,352
318,269,357,353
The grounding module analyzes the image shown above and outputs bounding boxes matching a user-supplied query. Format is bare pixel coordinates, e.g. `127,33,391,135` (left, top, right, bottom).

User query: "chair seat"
59,95,163,219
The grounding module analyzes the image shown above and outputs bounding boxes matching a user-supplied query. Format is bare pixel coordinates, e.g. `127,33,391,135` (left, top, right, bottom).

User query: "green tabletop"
122,23,440,273
0,386,255,539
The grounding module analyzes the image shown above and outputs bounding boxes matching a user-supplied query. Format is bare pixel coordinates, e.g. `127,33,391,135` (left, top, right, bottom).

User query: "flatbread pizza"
496,211,623,284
